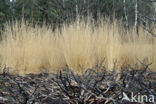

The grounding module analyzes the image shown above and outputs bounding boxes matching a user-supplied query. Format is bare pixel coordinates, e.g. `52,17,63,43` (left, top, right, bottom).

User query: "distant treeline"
0,0,156,29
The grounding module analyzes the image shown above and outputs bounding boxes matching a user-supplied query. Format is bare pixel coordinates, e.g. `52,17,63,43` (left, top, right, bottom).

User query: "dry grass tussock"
0,19,155,75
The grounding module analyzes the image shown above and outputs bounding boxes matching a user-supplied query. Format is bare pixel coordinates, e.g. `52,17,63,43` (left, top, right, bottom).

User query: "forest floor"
0,66,156,104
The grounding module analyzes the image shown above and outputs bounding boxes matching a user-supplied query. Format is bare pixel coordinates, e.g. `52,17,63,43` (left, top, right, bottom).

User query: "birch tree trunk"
123,0,128,26
74,0,78,18
74,0,79,29
134,0,138,28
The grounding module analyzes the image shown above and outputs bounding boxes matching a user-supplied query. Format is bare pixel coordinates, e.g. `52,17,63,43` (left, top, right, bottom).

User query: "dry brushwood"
0,63,155,104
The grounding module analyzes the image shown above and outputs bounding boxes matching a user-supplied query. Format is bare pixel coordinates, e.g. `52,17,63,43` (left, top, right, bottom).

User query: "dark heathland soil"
0,65,156,104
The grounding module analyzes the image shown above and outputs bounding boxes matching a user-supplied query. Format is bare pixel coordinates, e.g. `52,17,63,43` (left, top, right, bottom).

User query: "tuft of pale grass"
118,27,156,70
0,19,155,75
0,21,66,75
60,21,97,72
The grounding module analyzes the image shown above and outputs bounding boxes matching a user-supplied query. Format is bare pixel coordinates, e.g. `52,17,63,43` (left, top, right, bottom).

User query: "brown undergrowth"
0,64,155,104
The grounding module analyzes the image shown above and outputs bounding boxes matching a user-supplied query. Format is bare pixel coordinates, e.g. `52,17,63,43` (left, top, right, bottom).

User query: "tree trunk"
12,0,15,19
74,0,79,29
133,0,139,34
123,0,128,26
134,0,138,28
75,0,78,18
22,3,24,18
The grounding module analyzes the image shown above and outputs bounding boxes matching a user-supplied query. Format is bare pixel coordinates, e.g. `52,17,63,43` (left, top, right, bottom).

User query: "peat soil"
0,65,156,104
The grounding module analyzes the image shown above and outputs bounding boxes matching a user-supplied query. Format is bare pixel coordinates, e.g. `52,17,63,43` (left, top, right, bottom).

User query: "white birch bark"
134,0,138,27
123,0,128,26
74,0,79,29
74,0,79,18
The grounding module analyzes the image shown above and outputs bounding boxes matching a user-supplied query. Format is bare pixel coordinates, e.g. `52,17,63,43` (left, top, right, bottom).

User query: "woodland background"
0,0,156,32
